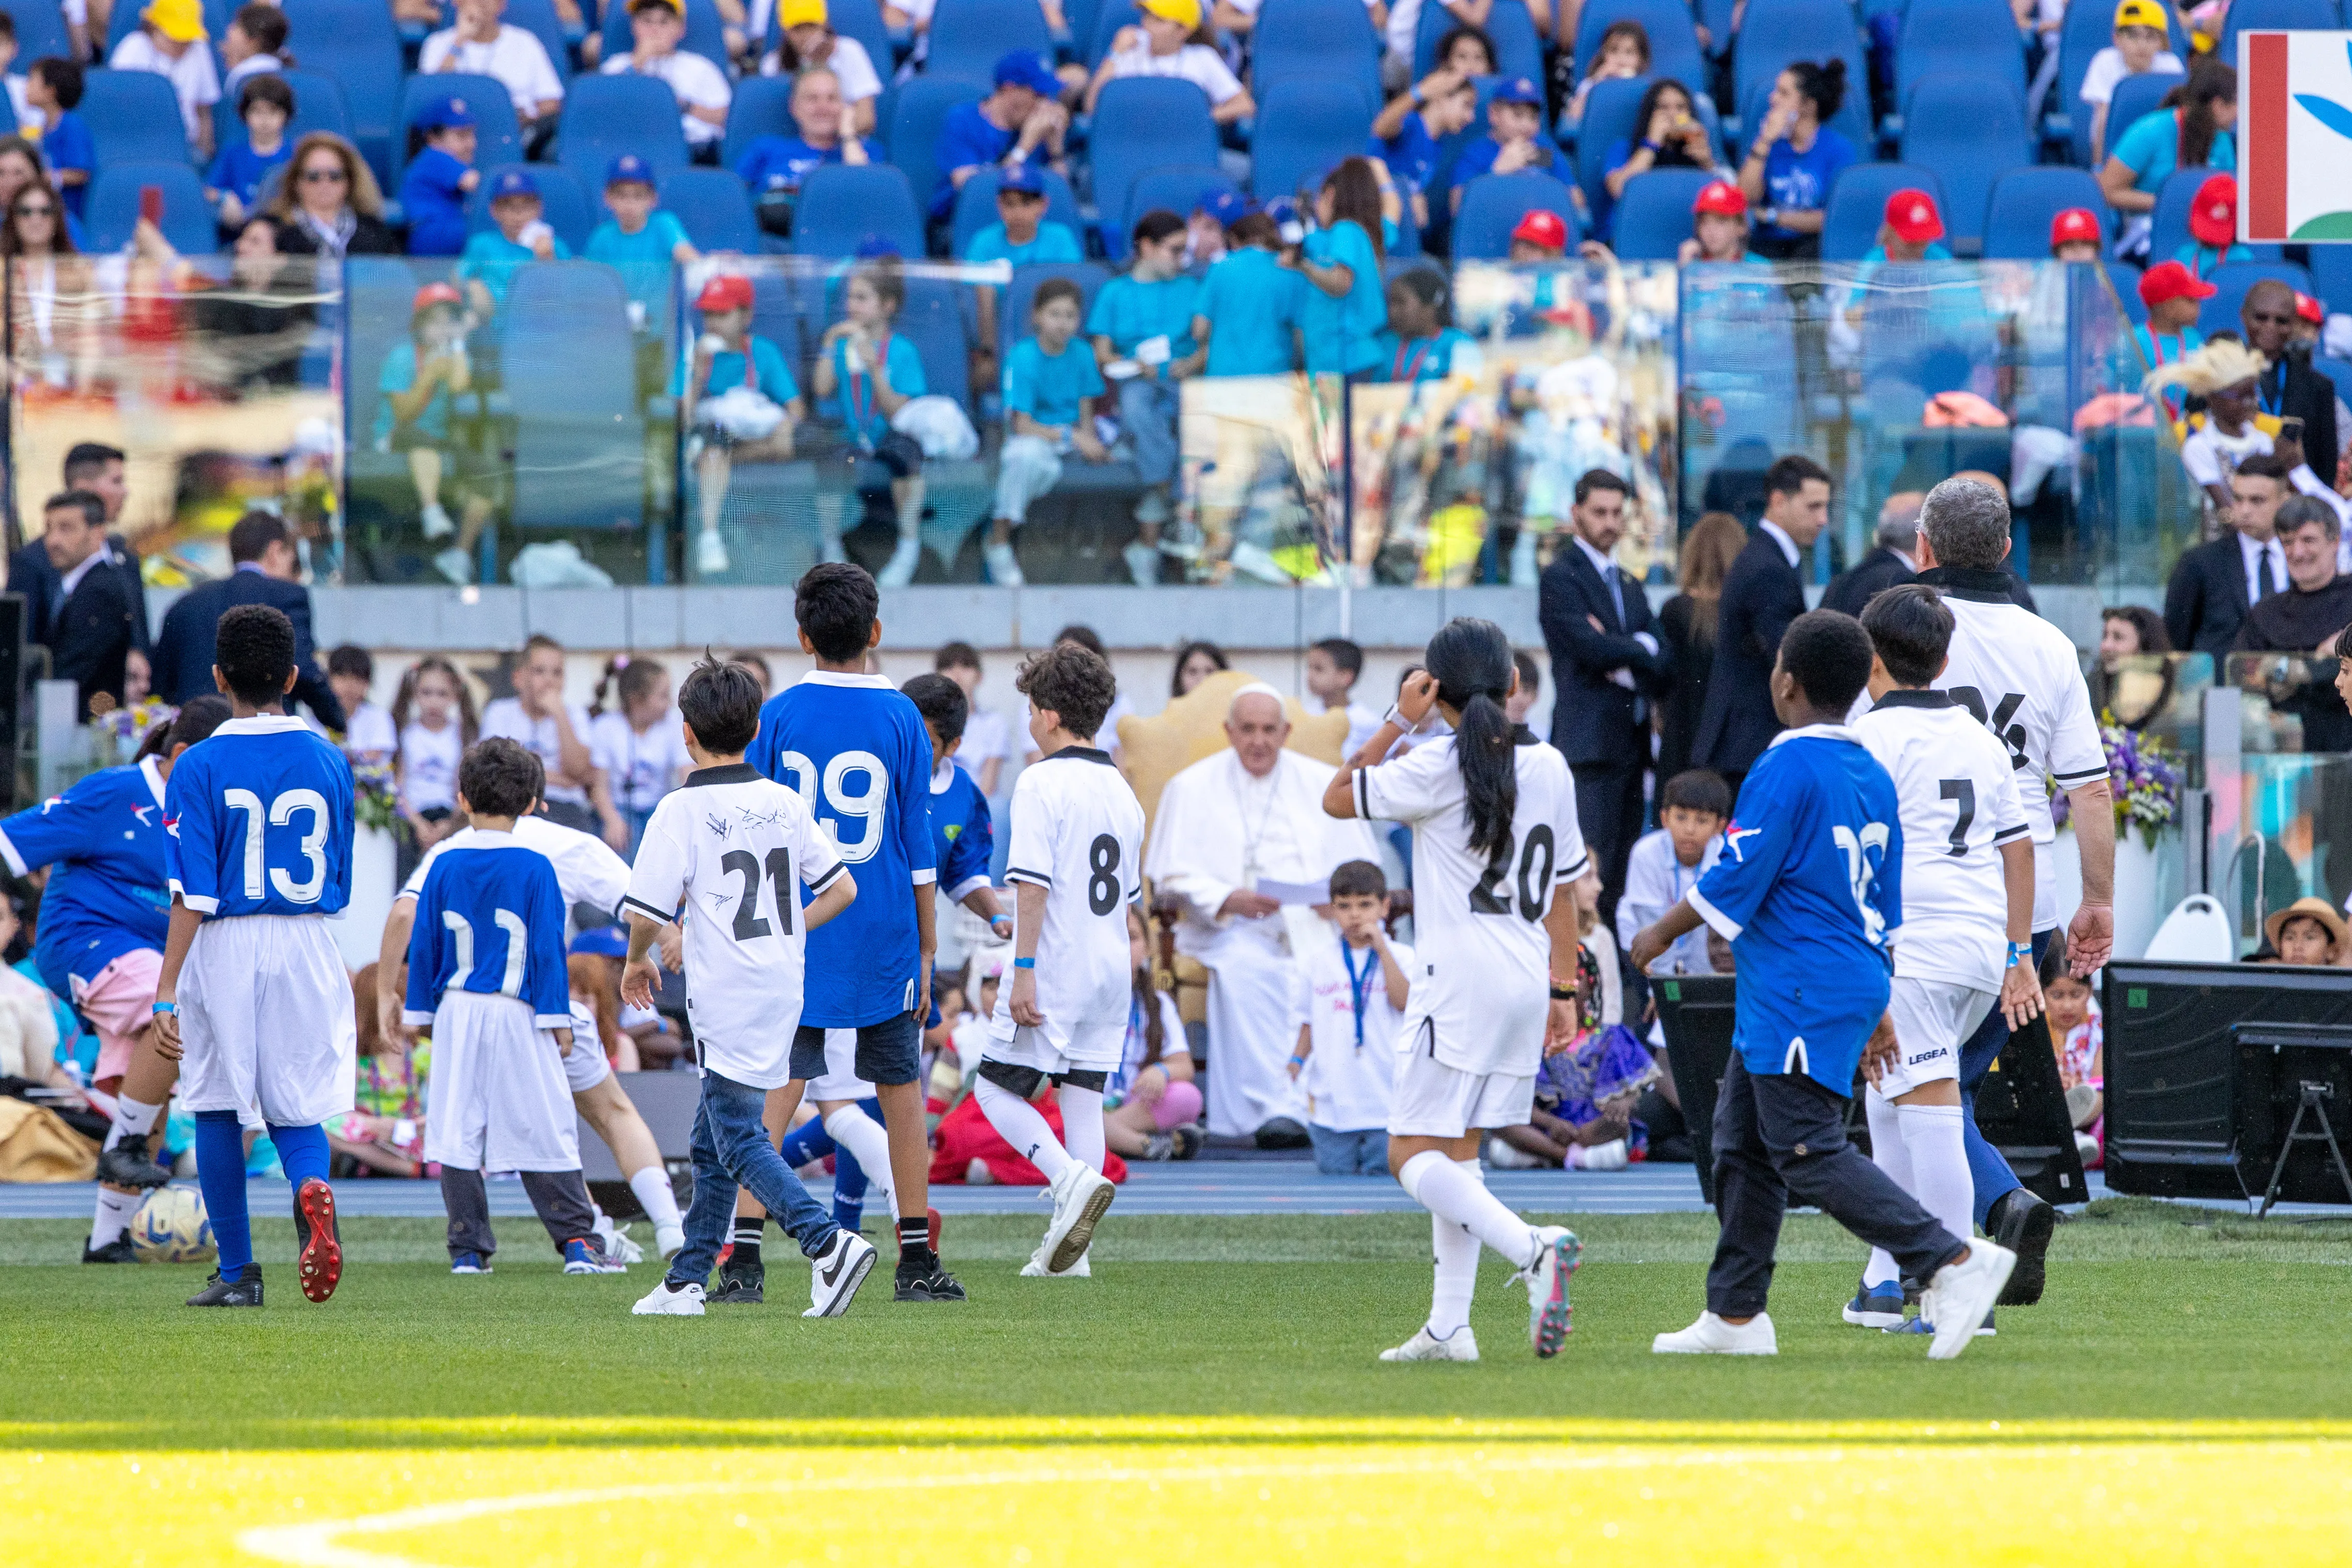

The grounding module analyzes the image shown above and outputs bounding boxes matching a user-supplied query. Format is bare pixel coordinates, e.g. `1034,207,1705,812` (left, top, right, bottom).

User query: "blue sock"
777,1115,837,1168
832,1144,868,1233
269,1123,329,1191
194,1111,252,1280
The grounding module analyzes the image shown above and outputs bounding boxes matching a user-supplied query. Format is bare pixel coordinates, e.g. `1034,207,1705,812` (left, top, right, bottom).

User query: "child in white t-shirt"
1084,0,1255,126
587,656,691,851
327,645,398,762
1289,859,1412,1176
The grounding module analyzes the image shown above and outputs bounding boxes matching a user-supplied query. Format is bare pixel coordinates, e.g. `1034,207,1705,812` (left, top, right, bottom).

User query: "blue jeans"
1309,1123,1387,1175
666,1069,840,1288
1955,927,2051,1225
1119,376,1180,488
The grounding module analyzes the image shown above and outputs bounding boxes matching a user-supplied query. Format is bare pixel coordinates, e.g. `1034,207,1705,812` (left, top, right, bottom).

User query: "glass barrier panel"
2087,650,2214,769
2207,752,2352,955
2223,649,2350,755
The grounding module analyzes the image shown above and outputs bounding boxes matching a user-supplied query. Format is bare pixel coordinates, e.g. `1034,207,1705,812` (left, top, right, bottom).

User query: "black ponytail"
134,694,232,763
1425,617,1518,857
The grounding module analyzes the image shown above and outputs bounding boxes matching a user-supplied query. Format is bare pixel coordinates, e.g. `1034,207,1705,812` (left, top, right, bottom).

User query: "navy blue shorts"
791,1011,922,1089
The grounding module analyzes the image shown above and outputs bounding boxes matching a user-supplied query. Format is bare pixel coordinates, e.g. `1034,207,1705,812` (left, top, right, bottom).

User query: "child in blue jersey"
1194,200,1301,378
743,564,965,1303
406,738,614,1276
810,256,931,587
1631,610,2015,1361
1368,72,1478,235
1091,209,1206,585
0,697,230,1262
154,605,359,1310
458,169,568,322
987,278,1108,586
682,272,801,578
963,161,1082,267
203,74,292,227
24,59,91,220
1445,76,1561,216
1373,269,1481,385
398,95,482,257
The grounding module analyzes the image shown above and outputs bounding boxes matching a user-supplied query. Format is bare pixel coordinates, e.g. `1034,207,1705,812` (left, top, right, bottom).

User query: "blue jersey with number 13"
164,715,356,919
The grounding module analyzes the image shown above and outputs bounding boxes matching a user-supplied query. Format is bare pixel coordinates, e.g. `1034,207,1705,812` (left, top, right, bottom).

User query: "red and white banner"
2238,30,2352,243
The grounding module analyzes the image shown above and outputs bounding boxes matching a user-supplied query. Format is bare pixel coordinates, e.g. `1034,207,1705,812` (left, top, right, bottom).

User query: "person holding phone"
1600,79,1721,240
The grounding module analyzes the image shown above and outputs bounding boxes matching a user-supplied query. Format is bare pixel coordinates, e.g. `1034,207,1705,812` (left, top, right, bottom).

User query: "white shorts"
807,1027,875,1102
423,991,581,1172
1878,976,1996,1099
563,1001,612,1093
1386,1033,1536,1140
985,1019,1125,1080
178,915,357,1128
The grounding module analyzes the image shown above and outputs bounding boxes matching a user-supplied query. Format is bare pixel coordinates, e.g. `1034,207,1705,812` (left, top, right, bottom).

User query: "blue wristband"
152,1001,178,1015
2006,942,2029,969
1013,957,1036,969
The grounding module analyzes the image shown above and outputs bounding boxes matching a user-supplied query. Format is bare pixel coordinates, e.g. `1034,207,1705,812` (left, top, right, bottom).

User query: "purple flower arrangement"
2056,711,2180,850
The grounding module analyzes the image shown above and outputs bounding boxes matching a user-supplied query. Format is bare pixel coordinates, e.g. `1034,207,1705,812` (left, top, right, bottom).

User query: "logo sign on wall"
2239,31,2352,242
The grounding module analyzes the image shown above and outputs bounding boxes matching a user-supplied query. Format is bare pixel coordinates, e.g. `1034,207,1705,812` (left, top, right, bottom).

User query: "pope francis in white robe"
1146,685,1382,1141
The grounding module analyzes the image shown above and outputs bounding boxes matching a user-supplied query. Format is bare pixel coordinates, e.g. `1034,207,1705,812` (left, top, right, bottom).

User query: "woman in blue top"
1373,268,1481,384
1291,159,1387,379
684,273,802,578
1736,58,1855,261
2101,57,2236,259
1194,204,1302,377
811,256,930,585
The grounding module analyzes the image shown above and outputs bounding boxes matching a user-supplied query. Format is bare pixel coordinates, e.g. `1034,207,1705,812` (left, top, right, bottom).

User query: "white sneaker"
695,529,731,576
1379,1324,1479,1362
983,538,1024,585
1521,1225,1581,1357
1570,1137,1631,1171
1041,1160,1115,1274
420,502,455,540
876,535,922,587
803,1229,877,1318
1123,541,1160,585
605,1225,646,1266
433,546,472,585
1652,1310,1778,1355
1020,1242,1089,1277
655,1222,686,1261
1482,1137,1545,1170
632,1279,705,1316
1918,1243,2016,1361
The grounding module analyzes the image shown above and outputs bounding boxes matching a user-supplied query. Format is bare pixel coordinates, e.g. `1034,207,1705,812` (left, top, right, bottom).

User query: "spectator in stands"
0,138,44,217
110,0,220,159
988,278,1110,586
605,0,733,156
34,491,147,718
1291,159,1387,379
2148,339,2328,518
1602,78,1719,216
322,647,395,762
1860,188,1952,270
1091,209,1204,585
269,132,397,256
934,644,1011,794
2100,57,2234,258
735,66,877,240
1374,266,1480,382
1087,0,1255,125
590,656,690,850
393,654,476,870
681,272,799,577
2050,206,2103,260
1821,490,1922,615
0,16,23,129
2175,173,2250,279
1507,207,1566,262
2136,260,2210,422
811,255,930,585
2163,453,2286,658
1430,21,1495,76
2,178,94,391
1564,19,1648,128
1171,640,1228,697
1382,0,1518,86
2081,0,2182,166
584,154,700,350
153,509,340,721
459,170,568,323
2090,603,2175,727
23,59,90,221
173,215,315,394
1678,178,1754,265
399,97,482,258
764,0,883,136
483,633,629,845
205,75,292,229
220,3,289,99
932,51,1070,221
423,0,566,150
1737,58,1853,261
375,282,494,584
964,160,1080,266
2242,279,2340,486
1195,197,1301,377
2237,496,2352,750
1447,74,1556,215
1369,63,1478,234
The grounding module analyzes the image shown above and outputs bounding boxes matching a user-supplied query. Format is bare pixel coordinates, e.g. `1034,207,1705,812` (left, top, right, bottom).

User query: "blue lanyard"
1340,937,1376,1051
2257,369,2284,419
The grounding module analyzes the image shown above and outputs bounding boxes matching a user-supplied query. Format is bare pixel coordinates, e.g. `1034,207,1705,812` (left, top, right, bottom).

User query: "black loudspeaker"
1654,974,1737,1207
0,593,22,813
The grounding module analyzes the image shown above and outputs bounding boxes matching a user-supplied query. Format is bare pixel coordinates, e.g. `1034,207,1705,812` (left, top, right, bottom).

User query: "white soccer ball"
130,1186,216,1265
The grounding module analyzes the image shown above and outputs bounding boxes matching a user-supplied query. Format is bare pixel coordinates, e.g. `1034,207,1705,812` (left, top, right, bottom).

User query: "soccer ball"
131,1186,216,1265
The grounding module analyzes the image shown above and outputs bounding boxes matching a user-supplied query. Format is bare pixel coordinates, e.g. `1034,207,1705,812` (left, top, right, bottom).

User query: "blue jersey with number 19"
164,715,356,919
747,672,937,1026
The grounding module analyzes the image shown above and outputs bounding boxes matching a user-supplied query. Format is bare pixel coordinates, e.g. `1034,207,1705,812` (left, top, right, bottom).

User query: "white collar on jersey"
931,762,956,794
213,713,313,737
799,671,892,689
138,754,166,810
1767,721,1862,748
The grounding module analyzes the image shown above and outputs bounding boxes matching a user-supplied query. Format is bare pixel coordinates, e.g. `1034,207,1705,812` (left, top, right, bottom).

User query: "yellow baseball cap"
143,0,206,42
1141,0,1202,30
777,0,828,27
2112,0,2168,30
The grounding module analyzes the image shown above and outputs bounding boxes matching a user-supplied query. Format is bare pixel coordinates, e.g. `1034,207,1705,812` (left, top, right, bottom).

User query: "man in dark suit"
1694,454,1832,799
12,442,145,662
1539,469,1669,925
2164,453,2289,658
1820,491,1922,616
2244,281,2338,479
152,510,345,729
33,491,147,717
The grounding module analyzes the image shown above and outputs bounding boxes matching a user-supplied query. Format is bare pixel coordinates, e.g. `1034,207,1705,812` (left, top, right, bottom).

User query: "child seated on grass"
987,277,1108,587
203,74,292,228
1287,860,1407,1176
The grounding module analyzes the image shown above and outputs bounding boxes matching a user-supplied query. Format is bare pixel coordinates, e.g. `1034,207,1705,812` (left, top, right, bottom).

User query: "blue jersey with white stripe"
401,836,572,1029
930,762,994,904
0,757,172,998
164,716,355,920
1689,725,1902,1094
747,672,937,1025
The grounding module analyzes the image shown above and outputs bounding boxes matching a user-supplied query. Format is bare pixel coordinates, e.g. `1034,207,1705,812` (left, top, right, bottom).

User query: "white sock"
1898,1102,1974,1249
1057,1083,1106,1175
1426,1158,1481,1338
91,1186,137,1250
1398,1148,1537,1270
628,1165,684,1233
1862,1089,1909,1290
823,1105,899,1220
976,1075,1072,1184
105,1095,164,1153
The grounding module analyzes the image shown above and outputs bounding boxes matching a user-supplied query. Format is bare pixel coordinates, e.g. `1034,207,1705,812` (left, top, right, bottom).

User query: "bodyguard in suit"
1694,455,1833,798
152,510,346,729
2165,453,2289,659
1539,469,1669,925
11,441,145,658
32,491,147,717
1820,491,1922,616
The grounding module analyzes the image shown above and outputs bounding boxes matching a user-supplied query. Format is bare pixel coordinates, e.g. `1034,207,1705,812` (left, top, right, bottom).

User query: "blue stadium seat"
1088,77,1218,253
2100,68,2179,165
1899,72,2031,253
1607,166,1714,259
2050,0,2188,162
2201,261,2315,338
2313,357,2352,407
950,164,1084,257
886,74,985,225
464,161,597,250
720,75,798,172
1893,0,2023,106
393,74,521,189
211,69,353,163
2217,0,2342,65
502,261,645,533
1118,163,1237,256
86,162,212,252
2146,164,2219,262
1252,79,1378,204
659,167,763,252
792,162,923,256
1000,259,1109,360
1253,0,1380,106
891,275,975,412
1574,75,1722,237
102,0,145,53
1572,0,1705,87
1730,0,1867,141
930,0,1054,82
1415,0,1541,80
601,0,729,68
497,0,576,82
277,0,403,182
2310,246,2352,314
1980,165,2107,260
1451,169,1578,260
0,1,72,67
80,71,191,165
2099,258,2147,324
556,74,692,188
1821,161,1944,261
1694,0,1736,56
1086,0,1142,66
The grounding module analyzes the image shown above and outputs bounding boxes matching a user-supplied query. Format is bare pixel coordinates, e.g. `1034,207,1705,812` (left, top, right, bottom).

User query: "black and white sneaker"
81,1236,140,1264
186,1266,263,1307
96,1141,171,1190
894,1247,967,1301
1169,1125,1202,1160
710,1256,764,1304
803,1230,877,1318
1987,1188,2053,1306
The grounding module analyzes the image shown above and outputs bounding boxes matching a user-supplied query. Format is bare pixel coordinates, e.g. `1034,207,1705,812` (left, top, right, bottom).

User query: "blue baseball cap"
605,152,657,188
568,925,629,959
993,49,1060,95
997,160,1046,196
1203,189,1256,227
1493,75,1543,105
488,168,539,201
415,95,476,130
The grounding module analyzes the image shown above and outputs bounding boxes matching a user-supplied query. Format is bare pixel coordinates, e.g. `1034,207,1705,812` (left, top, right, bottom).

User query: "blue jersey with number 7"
164,715,355,920
747,672,937,1026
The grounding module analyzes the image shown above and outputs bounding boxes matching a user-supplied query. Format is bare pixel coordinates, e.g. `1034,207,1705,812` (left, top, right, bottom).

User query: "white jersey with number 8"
992,746,1147,1064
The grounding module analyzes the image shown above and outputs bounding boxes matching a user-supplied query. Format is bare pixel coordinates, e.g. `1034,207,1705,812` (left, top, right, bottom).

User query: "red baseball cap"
2297,290,2325,325
1692,179,1747,217
2188,173,2238,246
1511,208,1568,249
1884,188,1944,246
2139,259,2218,307
2049,207,2101,247
695,273,756,313
411,281,462,314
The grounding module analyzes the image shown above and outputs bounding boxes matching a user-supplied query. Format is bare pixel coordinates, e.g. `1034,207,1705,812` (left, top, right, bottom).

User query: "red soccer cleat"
295,1177,342,1302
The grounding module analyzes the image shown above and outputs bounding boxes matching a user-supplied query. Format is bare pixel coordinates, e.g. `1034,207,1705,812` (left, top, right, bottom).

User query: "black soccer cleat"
81,1236,141,1264
710,1257,764,1304
96,1141,172,1191
1988,1188,2054,1306
186,1266,264,1307
894,1248,966,1302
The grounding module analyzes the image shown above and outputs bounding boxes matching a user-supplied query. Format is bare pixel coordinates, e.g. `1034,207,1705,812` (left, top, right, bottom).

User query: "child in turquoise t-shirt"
457,168,570,322
582,153,699,394
682,272,802,578
810,257,930,585
1194,200,1300,377
375,282,492,585
989,278,1109,587
1087,209,1205,584
1291,160,1388,378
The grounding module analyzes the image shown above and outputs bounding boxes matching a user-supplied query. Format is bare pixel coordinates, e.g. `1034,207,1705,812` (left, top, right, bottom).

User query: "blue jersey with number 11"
165,715,356,919
747,672,936,1025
